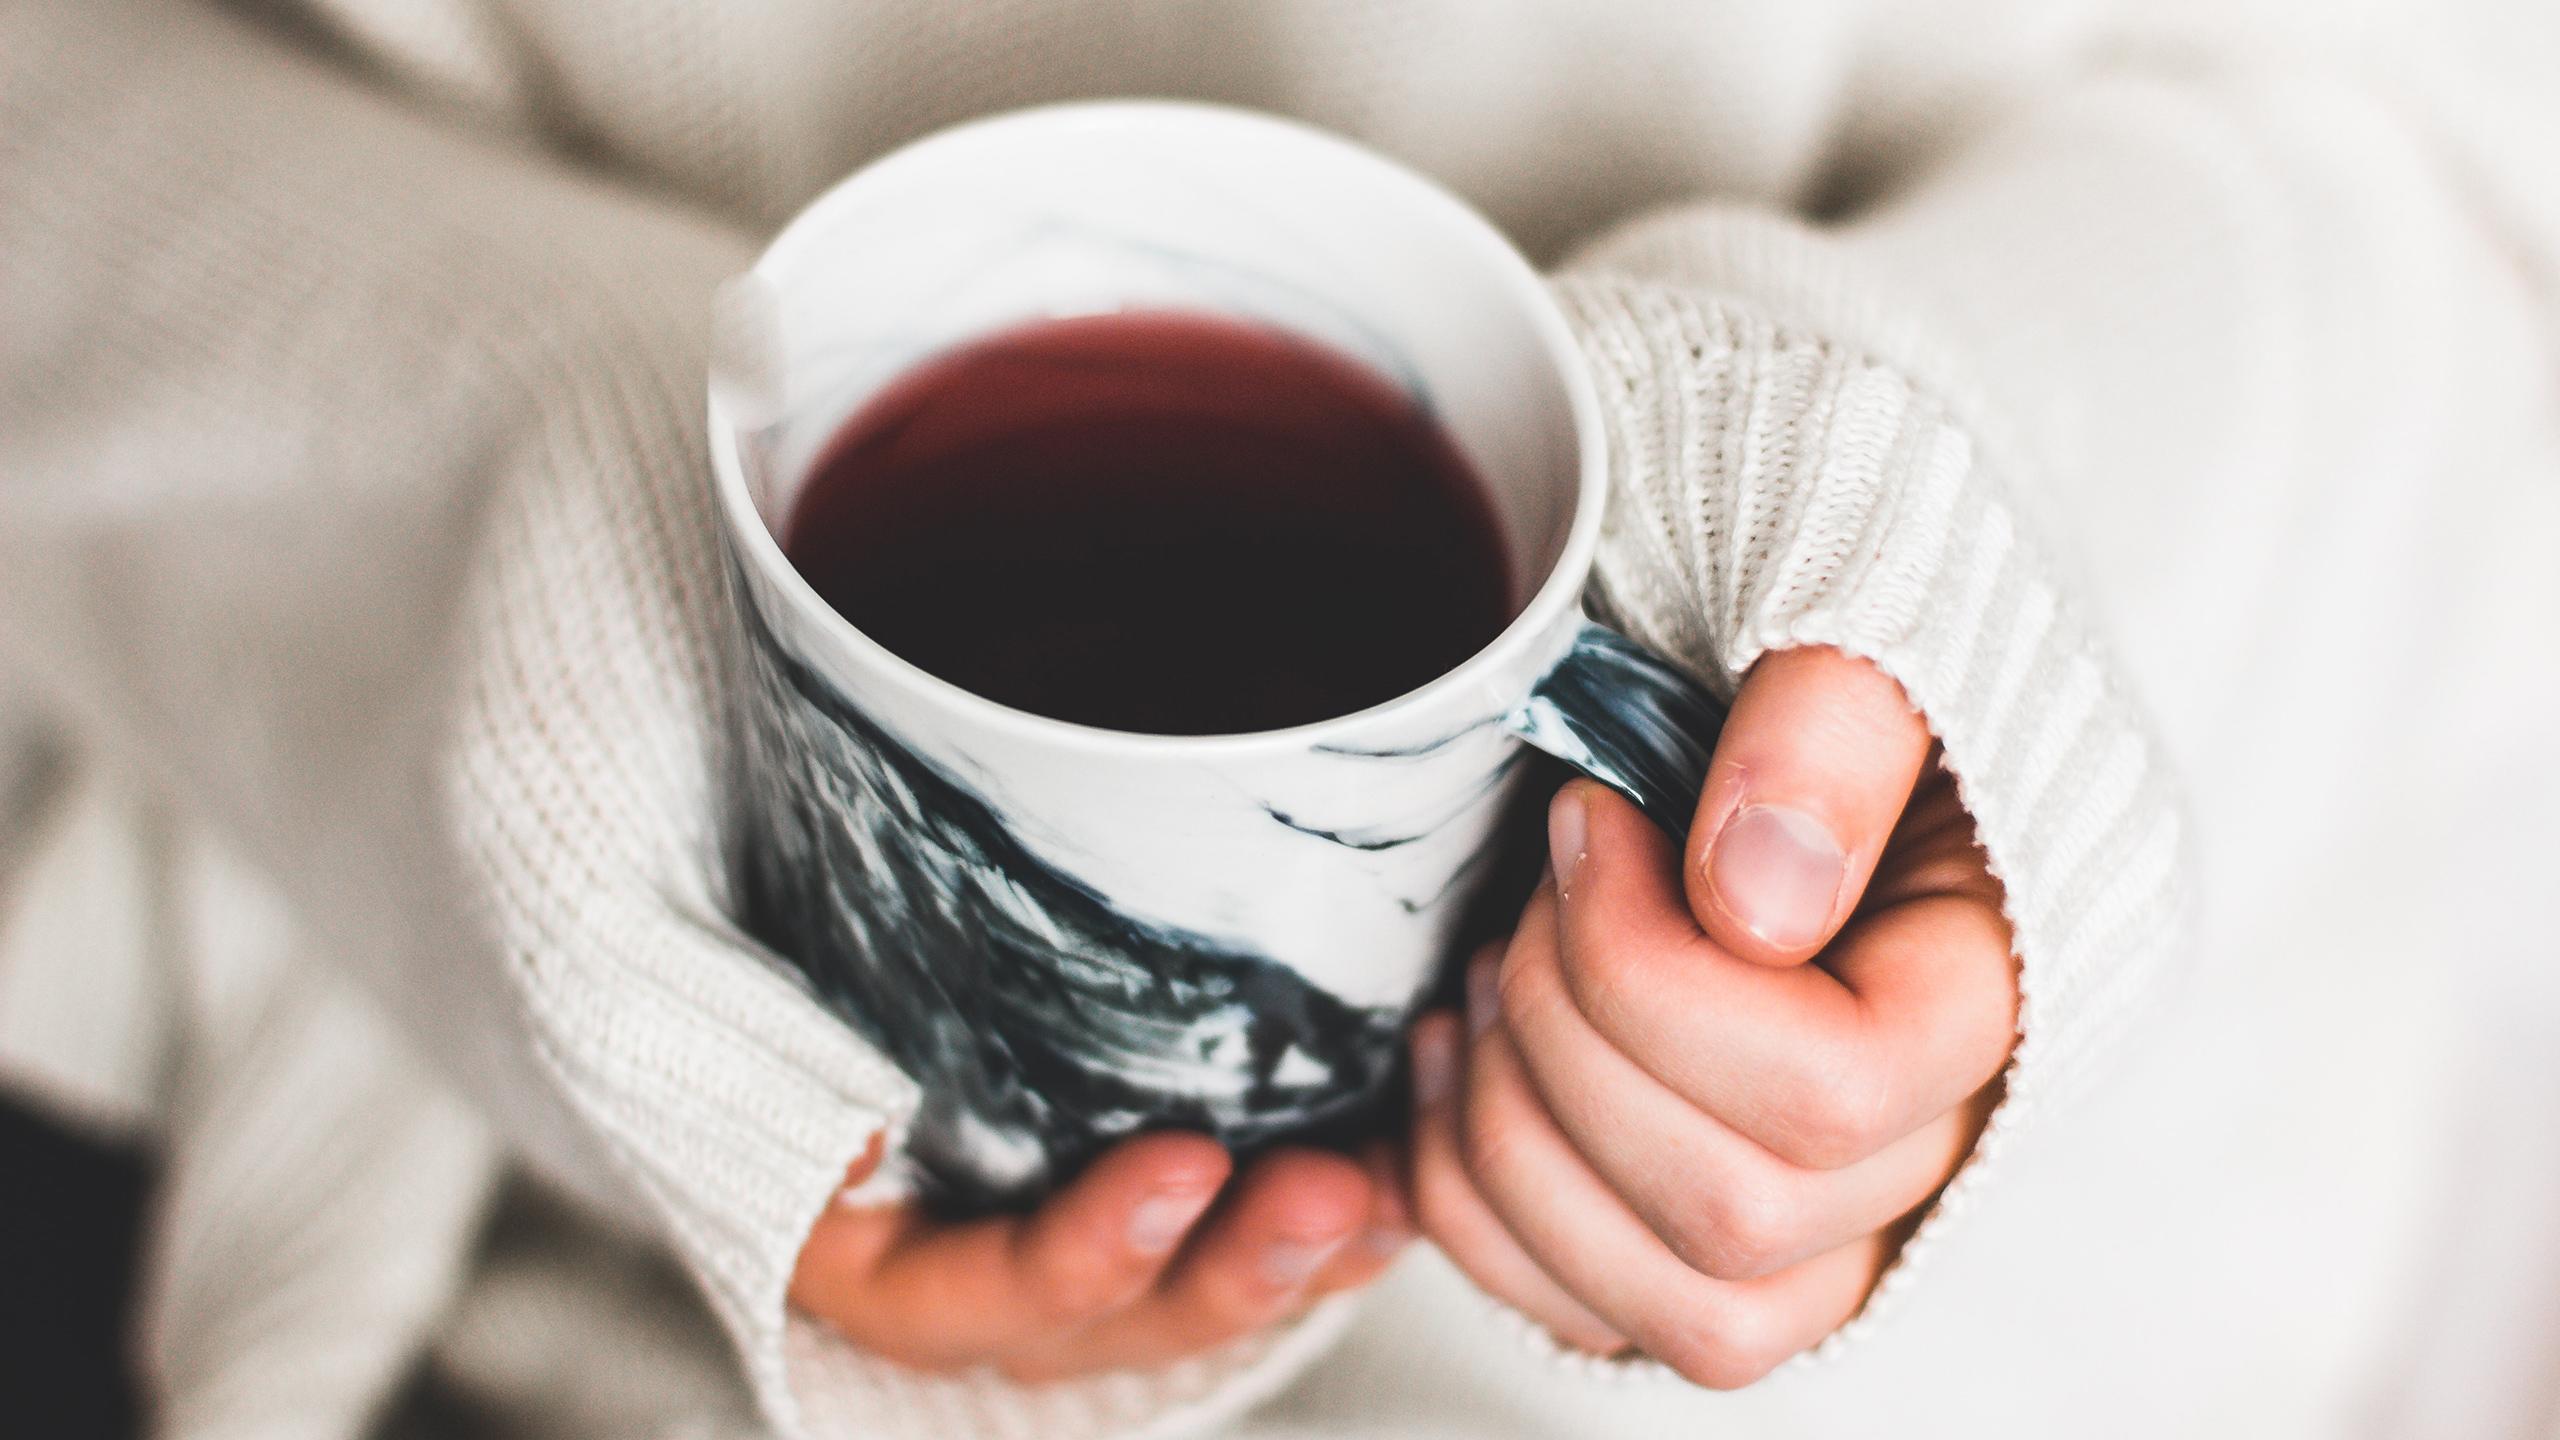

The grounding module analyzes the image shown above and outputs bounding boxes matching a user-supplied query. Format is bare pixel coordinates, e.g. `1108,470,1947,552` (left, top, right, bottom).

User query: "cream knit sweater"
3,1,2556,1437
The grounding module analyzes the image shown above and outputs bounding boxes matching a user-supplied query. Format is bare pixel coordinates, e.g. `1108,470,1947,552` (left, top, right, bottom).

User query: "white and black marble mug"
708,101,1727,1213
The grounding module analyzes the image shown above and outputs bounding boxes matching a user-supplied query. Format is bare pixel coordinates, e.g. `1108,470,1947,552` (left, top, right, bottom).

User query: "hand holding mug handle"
1414,643,2020,1385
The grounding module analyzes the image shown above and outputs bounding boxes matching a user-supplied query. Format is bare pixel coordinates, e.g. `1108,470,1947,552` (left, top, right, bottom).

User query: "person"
0,1,2553,1437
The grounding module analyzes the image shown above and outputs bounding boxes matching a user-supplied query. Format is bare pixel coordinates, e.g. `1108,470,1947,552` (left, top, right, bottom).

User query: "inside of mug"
726,104,1584,620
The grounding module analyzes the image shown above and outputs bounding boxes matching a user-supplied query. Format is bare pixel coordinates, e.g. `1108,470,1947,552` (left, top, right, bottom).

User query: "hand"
792,1132,1411,1383
1409,646,2017,1387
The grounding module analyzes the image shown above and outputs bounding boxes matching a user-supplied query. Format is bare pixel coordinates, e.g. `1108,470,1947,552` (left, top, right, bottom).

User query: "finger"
1496,911,1979,1279
1551,782,2016,1168
1458,1006,1883,1388
1062,1144,1372,1372
1304,1138,1415,1294
1680,646,1932,964
1408,1008,1627,1354
794,1131,1229,1367
996,1145,1379,1382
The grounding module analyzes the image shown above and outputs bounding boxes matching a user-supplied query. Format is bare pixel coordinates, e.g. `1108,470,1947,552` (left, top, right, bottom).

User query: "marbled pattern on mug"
734,596,1408,1213
1508,623,1727,842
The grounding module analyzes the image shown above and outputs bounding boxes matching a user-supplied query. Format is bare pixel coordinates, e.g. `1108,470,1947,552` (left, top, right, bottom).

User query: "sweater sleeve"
1534,11,2555,1374
0,3,1347,1436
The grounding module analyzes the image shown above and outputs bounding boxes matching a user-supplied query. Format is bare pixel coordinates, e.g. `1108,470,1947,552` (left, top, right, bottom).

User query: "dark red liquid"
783,311,1515,735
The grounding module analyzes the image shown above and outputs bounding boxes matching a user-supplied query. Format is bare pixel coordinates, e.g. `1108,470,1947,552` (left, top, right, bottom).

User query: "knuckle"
1776,1056,1895,1169
1675,1177,1802,1282
1554,928,1648,1025
1648,1303,1789,1391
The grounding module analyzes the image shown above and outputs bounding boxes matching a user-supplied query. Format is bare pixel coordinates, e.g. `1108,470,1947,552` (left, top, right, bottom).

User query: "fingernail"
1466,952,1501,1038
1548,786,1587,892
1706,804,1846,950
1411,1023,1457,1109
1262,1235,1346,1289
1126,1188,1215,1255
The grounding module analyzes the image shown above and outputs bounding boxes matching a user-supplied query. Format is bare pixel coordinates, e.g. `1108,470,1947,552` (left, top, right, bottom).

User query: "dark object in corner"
0,1096,149,1439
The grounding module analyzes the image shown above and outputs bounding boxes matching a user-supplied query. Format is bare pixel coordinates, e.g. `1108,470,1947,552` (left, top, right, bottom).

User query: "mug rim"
707,98,1608,759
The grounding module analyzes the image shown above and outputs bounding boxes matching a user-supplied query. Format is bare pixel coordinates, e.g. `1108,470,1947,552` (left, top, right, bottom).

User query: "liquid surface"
784,311,1514,735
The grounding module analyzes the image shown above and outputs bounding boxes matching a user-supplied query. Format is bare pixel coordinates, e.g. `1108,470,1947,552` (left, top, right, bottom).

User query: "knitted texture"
1563,255,2190,1117
137,836,501,1440
1548,256,2188,1375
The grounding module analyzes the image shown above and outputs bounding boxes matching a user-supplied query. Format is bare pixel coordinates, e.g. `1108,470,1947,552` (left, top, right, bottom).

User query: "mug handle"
1503,619,1729,843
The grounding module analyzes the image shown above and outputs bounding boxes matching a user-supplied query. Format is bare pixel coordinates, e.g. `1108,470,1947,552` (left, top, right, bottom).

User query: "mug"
709,100,1725,1213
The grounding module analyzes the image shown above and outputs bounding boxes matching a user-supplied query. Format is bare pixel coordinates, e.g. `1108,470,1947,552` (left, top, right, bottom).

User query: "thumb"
1684,646,1931,966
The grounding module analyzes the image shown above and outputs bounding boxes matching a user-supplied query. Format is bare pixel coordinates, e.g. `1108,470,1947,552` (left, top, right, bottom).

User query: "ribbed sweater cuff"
1530,233,2187,1375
